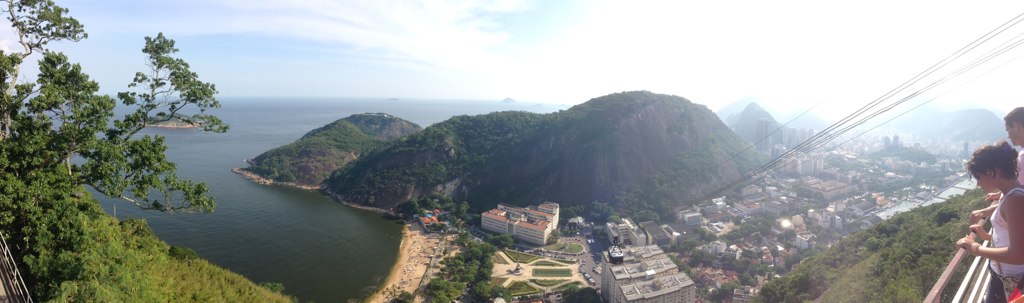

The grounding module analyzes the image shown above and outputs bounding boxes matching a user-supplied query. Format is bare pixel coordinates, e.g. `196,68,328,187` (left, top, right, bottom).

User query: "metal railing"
0,231,32,303
925,225,991,303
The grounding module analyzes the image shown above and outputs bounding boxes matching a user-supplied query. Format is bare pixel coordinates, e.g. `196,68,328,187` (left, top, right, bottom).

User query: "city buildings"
480,202,559,245
607,218,649,246
601,245,697,303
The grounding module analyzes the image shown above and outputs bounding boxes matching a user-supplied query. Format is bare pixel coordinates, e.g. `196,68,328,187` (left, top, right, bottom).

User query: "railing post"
0,231,33,303
927,223,993,303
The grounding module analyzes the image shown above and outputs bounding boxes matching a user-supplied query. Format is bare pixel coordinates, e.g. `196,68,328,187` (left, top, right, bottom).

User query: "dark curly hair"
966,140,1019,180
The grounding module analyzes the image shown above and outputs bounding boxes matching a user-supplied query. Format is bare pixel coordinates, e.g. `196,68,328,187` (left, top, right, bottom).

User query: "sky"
5,0,1024,121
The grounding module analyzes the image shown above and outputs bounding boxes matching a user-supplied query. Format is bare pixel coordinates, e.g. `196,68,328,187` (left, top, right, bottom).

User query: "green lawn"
492,252,509,265
554,281,583,291
531,260,565,267
504,250,540,263
530,279,569,287
542,242,585,254
553,258,576,265
532,268,572,277
491,277,509,286
508,281,543,296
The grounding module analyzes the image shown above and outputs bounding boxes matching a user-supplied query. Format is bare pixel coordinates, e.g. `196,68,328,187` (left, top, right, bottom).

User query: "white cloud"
49,0,1024,112
199,0,531,73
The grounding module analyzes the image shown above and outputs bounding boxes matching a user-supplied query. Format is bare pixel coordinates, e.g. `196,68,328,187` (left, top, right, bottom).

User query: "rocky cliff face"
326,91,762,213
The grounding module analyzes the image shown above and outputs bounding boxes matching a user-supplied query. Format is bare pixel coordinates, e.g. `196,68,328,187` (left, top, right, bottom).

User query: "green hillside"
325,91,763,217
0,189,292,302
756,190,988,302
246,113,421,186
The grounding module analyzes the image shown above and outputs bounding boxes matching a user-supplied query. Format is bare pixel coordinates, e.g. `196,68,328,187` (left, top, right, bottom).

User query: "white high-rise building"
602,245,697,303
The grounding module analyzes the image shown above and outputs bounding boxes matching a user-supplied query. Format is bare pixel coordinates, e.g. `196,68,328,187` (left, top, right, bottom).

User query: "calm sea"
93,98,567,303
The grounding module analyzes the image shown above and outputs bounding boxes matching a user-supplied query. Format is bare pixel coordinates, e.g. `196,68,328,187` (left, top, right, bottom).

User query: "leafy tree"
488,234,514,249
0,1,274,300
710,281,740,302
394,291,414,303
259,282,286,294
562,287,600,303
426,278,463,303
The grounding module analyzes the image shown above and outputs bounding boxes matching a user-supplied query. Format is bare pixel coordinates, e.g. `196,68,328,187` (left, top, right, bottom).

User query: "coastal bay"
91,98,565,302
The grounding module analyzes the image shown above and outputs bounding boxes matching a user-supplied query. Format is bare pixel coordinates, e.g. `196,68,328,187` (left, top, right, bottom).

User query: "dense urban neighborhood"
394,130,982,303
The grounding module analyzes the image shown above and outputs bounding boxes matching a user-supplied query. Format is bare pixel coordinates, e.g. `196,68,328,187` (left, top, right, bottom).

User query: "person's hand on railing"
957,236,982,254
971,204,998,224
956,218,987,255
988,192,1003,202
970,223,992,241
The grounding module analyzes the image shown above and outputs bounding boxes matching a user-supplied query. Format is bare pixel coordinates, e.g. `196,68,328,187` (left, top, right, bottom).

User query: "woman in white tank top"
958,141,1024,303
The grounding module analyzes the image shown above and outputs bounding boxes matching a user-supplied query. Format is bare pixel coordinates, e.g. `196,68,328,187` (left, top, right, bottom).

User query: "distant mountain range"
717,97,1005,143
716,97,831,132
885,106,1005,142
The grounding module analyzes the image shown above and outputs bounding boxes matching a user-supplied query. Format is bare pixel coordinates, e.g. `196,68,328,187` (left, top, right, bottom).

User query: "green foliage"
428,241,500,302
491,252,509,265
755,190,988,302
470,281,511,302
530,279,569,287
531,268,572,277
248,113,421,185
506,281,542,296
488,234,514,249
504,249,540,263
562,287,600,303
394,291,414,303
542,242,584,254
326,91,763,218
426,278,463,303
0,2,285,300
530,260,564,267
168,245,198,261
258,282,285,294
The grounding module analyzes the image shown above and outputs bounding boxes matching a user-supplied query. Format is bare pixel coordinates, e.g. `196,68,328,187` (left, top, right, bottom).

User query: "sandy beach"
366,224,442,303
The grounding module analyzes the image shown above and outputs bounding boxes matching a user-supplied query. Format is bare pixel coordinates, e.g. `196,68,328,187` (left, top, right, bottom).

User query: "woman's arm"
968,192,1024,264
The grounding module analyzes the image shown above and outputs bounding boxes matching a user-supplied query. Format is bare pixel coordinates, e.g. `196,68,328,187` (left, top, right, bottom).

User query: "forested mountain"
324,91,763,217
245,113,421,186
756,190,987,302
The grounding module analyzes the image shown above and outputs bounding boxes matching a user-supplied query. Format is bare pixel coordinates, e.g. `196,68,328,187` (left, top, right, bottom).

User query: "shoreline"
230,167,321,191
365,223,439,303
365,224,412,303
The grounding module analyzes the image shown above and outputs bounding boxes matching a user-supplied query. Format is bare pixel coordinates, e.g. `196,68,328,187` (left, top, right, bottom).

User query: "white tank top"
991,187,1024,275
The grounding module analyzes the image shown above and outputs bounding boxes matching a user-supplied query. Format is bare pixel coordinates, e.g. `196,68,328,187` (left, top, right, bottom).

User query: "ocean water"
92,98,567,302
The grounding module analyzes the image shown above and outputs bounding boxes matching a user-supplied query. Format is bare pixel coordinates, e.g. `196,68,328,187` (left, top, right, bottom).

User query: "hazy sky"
6,1,1024,120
